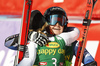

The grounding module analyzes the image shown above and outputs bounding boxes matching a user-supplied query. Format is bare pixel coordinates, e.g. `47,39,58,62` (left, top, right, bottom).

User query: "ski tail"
75,0,97,66
14,0,33,66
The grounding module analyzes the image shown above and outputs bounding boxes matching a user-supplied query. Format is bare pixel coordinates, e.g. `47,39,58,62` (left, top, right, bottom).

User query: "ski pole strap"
83,19,91,26
18,45,28,51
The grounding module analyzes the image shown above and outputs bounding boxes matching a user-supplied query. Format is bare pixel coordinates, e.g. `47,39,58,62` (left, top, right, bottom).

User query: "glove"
84,61,97,66
28,31,48,46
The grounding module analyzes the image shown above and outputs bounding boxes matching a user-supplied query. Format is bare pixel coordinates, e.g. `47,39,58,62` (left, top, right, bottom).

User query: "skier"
43,6,97,66
5,6,97,66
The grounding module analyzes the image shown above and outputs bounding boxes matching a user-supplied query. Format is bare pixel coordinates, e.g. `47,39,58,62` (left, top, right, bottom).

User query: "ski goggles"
47,14,67,26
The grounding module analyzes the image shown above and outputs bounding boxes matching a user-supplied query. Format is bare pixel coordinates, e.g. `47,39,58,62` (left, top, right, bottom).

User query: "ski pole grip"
83,19,91,26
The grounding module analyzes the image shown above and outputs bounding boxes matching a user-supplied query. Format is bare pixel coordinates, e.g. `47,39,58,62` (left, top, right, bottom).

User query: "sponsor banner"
46,42,60,48
0,0,100,18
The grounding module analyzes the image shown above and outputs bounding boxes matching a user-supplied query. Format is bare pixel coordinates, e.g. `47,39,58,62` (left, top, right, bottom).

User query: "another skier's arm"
4,34,36,66
17,41,37,66
58,27,80,46
5,34,19,50
5,31,48,50
73,41,97,66
17,31,48,66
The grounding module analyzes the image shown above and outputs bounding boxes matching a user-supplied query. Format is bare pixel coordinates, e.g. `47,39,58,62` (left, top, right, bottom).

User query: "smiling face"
50,23,64,35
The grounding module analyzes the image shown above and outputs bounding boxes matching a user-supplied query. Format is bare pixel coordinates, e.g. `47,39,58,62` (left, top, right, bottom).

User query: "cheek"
49,26,54,29
49,26,64,35
60,29,63,33
60,27,64,32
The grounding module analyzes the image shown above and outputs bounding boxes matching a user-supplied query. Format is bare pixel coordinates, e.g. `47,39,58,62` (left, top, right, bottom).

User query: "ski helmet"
44,7,68,35
44,6,68,26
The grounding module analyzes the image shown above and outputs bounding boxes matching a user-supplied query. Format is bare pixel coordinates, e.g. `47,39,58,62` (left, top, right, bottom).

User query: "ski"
75,0,97,66
14,0,33,65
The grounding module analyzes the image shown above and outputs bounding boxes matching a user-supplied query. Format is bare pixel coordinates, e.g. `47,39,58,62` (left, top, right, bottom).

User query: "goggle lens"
48,14,66,26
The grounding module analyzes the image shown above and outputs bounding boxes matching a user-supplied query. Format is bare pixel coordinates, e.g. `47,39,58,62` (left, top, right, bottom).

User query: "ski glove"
28,31,48,46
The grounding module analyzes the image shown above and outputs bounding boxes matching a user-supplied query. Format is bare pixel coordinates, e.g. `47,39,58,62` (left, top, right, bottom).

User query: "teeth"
54,28,60,30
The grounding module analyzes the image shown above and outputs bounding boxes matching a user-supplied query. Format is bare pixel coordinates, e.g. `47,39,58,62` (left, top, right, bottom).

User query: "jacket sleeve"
17,41,37,66
73,41,95,65
59,27,80,46
4,34,19,50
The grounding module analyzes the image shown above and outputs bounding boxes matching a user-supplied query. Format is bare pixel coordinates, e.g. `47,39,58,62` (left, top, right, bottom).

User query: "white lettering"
53,0,64,3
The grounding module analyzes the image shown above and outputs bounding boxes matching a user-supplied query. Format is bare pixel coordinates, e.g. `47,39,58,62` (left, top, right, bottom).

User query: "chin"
52,30,62,35
54,32,61,35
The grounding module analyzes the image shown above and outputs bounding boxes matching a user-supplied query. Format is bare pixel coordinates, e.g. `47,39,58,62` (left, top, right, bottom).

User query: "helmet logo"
50,7,64,12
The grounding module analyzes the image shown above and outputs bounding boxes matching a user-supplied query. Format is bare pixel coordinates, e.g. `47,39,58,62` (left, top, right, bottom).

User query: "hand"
28,31,48,46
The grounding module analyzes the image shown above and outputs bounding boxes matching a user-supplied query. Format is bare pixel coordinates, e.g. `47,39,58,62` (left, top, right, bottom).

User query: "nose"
55,23,60,26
